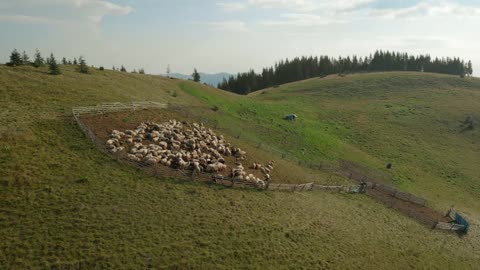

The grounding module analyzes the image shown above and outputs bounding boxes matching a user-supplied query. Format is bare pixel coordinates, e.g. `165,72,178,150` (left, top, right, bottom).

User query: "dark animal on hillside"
284,114,297,121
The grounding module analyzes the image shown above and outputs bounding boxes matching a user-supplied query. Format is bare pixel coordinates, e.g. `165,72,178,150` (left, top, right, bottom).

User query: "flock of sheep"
105,120,274,189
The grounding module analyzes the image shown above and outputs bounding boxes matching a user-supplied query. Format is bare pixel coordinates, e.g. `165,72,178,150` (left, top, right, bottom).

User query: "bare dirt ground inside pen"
80,109,288,183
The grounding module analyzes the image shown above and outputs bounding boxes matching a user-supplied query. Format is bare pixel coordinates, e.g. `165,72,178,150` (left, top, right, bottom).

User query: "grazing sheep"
205,163,218,173
145,158,157,165
106,119,275,187
192,162,202,173
217,163,227,171
106,139,116,146
255,179,266,189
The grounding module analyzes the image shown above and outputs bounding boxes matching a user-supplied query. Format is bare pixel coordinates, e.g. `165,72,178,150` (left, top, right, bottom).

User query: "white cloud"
217,2,248,12
219,0,480,28
218,0,375,13
247,0,317,11
216,0,317,12
373,35,464,51
217,0,375,27
370,1,480,19
314,0,374,13
208,21,249,32
72,0,133,23
0,15,63,25
0,0,133,25
261,13,347,26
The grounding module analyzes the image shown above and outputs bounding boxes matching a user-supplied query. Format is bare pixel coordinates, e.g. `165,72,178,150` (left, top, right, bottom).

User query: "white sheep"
106,120,276,185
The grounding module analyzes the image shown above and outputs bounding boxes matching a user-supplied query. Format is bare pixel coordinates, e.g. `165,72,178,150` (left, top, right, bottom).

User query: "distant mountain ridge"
166,72,233,87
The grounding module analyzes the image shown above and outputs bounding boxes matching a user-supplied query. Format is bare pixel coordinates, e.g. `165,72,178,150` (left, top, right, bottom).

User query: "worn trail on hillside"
366,189,451,225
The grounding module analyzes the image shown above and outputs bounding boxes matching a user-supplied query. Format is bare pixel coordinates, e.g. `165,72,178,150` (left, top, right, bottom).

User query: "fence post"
445,208,452,218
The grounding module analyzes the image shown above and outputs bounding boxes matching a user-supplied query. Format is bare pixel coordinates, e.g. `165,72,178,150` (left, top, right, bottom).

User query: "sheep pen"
77,108,355,186
105,119,274,189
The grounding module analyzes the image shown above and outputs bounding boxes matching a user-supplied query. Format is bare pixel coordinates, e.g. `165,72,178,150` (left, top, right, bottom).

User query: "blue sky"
1,0,479,75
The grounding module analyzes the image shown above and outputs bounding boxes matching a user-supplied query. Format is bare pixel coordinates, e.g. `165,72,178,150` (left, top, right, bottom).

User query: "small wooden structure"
434,208,470,233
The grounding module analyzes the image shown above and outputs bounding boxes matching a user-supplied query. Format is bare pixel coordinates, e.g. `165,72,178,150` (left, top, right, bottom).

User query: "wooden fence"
72,101,167,117
109,150,364,193
371,183,427,206
265,183,361,192
434,222,466,232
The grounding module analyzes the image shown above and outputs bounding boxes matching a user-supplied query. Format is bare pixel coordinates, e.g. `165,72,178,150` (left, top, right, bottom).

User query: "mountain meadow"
1,64,479,269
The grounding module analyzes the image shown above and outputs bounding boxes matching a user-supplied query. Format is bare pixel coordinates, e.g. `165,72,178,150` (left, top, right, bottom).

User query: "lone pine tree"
48,53,61,75
33,49,45,68
78,56,89,74
21,51,30,65
192,68,201,82
8,49,22,66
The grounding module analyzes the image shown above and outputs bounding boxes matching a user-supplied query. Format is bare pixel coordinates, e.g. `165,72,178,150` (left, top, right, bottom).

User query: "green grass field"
250,73,480,215
1,65,479,269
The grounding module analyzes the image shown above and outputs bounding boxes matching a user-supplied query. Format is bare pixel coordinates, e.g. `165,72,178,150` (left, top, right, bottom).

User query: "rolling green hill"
183,71,480,215
1,65,479,269
249,72,480,215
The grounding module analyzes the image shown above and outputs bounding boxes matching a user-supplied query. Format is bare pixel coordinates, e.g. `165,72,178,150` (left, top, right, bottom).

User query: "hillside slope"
1,66,479,269
249,72,480,215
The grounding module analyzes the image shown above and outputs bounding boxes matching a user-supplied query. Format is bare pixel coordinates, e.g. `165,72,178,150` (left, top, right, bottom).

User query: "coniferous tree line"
4,49,147,76
218,50,474,95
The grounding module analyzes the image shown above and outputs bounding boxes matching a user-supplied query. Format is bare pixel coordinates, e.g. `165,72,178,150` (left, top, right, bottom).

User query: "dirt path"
366,188,451,225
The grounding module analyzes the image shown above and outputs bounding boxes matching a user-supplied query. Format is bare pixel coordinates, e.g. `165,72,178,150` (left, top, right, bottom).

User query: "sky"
0,0,479,75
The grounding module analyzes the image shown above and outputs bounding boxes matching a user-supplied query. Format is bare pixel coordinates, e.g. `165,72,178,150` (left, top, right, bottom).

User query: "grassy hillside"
1,66,479,269
247,72,480,215
179,71,480,216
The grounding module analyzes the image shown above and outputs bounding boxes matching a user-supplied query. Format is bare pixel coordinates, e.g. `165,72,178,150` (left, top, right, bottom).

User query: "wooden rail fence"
371,183,427,206
72,101,167,117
